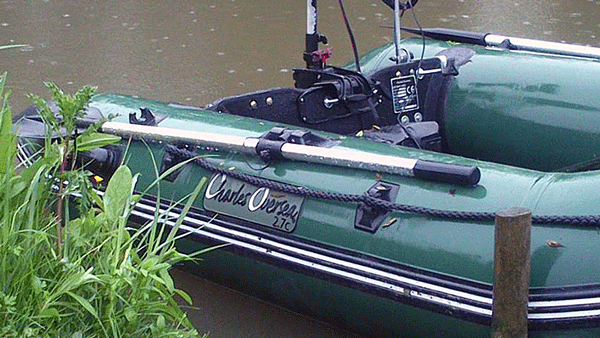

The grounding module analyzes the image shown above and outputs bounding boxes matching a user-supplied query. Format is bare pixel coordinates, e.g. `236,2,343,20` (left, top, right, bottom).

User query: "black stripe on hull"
130,195,600,331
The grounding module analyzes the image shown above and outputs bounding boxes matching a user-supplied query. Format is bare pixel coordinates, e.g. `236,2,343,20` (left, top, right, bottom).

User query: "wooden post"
492,207,532,338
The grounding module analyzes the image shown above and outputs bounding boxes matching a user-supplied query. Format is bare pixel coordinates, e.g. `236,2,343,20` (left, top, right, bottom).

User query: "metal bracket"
255,127,338,162
355,181,400,233
129,107,157,126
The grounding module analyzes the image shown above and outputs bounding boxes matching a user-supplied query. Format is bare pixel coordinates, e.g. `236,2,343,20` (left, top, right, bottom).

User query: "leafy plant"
0,72,15,175
1,76,207,337
26,83,108,253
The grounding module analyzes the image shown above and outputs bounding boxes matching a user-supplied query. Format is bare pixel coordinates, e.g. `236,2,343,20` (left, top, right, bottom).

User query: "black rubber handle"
413,160,481,186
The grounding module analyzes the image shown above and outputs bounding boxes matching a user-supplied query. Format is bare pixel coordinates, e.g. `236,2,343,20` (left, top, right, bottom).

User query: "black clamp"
303,33,330,70
256,127,287,162
129,107,157,126
355,181,400,233
255,127,336,163
304,47,333,69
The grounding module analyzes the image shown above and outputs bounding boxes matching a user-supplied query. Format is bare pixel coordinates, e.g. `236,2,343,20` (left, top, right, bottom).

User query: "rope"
166,145,600,226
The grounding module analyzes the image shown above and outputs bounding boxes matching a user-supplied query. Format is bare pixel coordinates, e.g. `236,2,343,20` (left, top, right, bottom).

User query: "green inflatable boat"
15,1,600,336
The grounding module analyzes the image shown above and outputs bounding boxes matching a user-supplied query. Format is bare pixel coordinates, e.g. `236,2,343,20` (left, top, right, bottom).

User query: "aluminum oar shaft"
102,121,479,186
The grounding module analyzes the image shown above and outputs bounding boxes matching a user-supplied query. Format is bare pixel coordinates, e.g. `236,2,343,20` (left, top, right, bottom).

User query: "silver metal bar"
281,142,416,176
102,121,253,154
101,121,479,185
485,34,600,59
101,121,416,176
323,97,339,108
307,0,317,36
393,0,402,64
416,67,442,76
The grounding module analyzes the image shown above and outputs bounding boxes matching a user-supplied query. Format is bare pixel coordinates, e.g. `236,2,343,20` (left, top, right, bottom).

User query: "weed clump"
0,73,205,337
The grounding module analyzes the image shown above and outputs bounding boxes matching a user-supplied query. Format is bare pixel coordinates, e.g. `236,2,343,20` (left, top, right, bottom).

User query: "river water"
2,0,599,336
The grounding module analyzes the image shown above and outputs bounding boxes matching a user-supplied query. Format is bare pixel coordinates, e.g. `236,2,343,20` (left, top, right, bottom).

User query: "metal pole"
393,0,402,64
485,34,600,60
401,27,600,59
492,207,532,338
305,0,318,68
101,121,480,186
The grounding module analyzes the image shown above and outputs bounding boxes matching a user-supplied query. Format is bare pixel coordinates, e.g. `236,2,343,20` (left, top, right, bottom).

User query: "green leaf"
147,262,170,272
0,72,15,174
158,268,174,292
66,291,98,320
38,307,60,319
124,307,137,323
103,165,132,223
9,177,27,198
174,289,193,305
156,314,165,328
90,188,104,210
76,132,121,152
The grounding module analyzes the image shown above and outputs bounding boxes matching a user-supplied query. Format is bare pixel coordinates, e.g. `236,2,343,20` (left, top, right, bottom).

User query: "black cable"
244,158,272,172
407,0,426,66
338,0,361,73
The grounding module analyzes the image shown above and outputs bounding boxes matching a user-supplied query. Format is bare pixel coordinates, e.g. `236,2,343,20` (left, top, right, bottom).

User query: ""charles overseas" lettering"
204,173,302,232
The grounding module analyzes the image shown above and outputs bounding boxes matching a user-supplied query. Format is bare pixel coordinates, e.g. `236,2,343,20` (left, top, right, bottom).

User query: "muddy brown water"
2,0,599,336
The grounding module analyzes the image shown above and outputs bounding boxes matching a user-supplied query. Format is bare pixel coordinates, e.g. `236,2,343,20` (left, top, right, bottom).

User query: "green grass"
0,73,207,337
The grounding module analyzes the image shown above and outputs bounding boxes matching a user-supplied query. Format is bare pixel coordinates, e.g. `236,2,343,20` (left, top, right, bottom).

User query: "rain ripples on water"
1,0,600,336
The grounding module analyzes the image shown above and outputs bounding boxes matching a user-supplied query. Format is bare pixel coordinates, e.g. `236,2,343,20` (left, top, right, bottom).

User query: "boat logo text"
203,173,303,232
